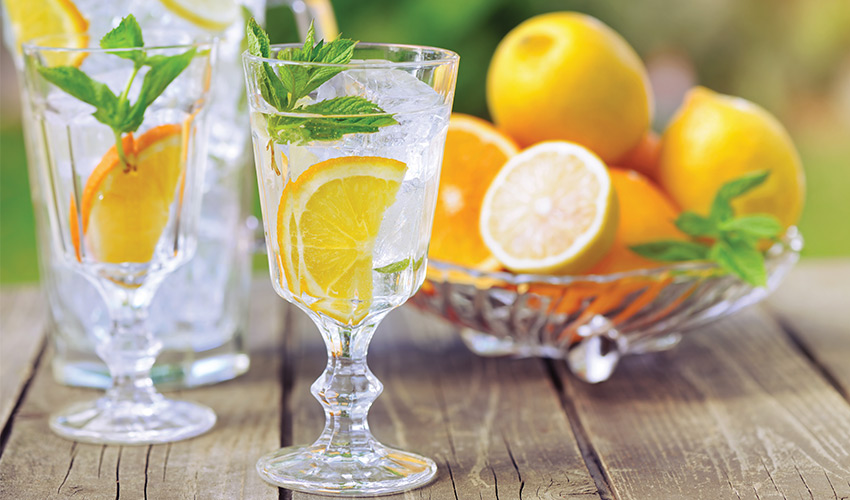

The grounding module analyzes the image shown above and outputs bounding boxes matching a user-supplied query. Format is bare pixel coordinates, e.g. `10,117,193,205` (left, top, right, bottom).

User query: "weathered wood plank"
0,279,285,500
284,305,601,500
765,258,850,397
0,286,47,433
556,307,850,500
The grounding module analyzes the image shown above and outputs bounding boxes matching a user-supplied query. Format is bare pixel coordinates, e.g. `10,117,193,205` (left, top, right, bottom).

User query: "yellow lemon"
486,12,652,163
479,141,618,274
658,86,805,228
277,156,407,325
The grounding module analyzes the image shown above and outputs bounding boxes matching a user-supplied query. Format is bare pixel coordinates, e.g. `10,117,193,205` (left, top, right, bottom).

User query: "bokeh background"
2,0,849,283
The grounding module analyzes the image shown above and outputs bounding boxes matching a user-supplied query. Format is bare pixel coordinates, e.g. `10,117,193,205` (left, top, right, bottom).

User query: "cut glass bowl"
410,227,802,383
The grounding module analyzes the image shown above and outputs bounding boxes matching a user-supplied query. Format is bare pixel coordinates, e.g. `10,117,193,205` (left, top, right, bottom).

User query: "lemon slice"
159,0,239,32
277,156,407,325
4,0,88,66
479,141,618,274
71,124,186,263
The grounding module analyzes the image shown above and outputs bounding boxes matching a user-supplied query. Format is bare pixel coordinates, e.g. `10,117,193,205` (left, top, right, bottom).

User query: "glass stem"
312,320,383,457
96,281,163,407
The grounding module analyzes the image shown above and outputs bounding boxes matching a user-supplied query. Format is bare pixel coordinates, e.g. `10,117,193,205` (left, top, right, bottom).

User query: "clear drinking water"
3,0,265,388
249,66,451,318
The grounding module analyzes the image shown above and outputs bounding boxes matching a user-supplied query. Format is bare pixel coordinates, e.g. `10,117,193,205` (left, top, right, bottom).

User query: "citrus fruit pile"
431,11,805,276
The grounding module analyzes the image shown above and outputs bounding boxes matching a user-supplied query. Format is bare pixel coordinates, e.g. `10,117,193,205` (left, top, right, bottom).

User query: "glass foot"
256,445,437,496
49,397,216,445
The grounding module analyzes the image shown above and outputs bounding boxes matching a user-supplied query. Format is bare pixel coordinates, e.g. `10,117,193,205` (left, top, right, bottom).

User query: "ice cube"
316,66,443,115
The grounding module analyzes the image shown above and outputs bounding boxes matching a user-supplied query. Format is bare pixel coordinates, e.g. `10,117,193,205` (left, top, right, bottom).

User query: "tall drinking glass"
22,33,217,444
244,44,458,494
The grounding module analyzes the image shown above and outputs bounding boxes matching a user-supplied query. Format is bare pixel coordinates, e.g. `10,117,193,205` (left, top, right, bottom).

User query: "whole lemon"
658,87,805,228
486,12,652,163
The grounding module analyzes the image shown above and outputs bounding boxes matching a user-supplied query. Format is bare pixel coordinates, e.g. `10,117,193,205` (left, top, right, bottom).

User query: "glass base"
256,445,437,496
50,397,216,445
52,351,250,390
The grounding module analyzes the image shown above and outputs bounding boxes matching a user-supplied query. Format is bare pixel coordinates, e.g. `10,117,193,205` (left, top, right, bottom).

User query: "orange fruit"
5,0,88,66
589,168,684,274
657,86,805,228
618,130,661,181
277,156,407,325
70,124,187,263
429,114,518,270
479,141,618,275
486,12,652,163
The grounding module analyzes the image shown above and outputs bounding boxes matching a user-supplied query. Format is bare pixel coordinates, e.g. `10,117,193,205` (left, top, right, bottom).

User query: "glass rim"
21,33,217,54
242,42,459,68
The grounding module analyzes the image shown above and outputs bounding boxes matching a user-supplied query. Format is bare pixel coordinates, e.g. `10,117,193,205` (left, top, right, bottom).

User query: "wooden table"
1,260,849,499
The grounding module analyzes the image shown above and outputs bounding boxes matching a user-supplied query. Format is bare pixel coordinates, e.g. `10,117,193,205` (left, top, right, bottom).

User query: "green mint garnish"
37,15,197,170
630,170,784,287
374,256,424,274
246,18,397,145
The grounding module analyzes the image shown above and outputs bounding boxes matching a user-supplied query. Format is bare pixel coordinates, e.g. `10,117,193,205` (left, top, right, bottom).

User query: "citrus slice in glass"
70,124,187,263
479,141,618,274
159,0,239,32
5,0,88,66
429,113,518,271
277,156,407,325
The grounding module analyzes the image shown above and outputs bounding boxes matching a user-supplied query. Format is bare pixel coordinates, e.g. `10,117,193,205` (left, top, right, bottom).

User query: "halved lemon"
479,141,618,274
5,0,88,66
429,113,518,271
71,124,186,263
277,156,407,325
159,0,239,32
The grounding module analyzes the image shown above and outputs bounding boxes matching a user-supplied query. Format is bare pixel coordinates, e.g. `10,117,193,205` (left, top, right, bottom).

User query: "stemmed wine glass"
244,30,459,495
21,23,218,445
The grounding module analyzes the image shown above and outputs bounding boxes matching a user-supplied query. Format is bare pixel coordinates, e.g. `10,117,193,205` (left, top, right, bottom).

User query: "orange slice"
479,141,618,275
70,124,186,263
429,113,518,270
5,0,88,66
277,156,407,325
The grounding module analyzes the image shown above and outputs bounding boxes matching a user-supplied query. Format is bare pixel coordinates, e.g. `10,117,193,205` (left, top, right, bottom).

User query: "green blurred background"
1,0,849,284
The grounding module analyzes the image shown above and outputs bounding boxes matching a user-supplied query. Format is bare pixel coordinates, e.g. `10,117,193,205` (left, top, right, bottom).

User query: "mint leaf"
100,14,145,65
247,18,397,145
675,211,717,237
375,258,411,274
710,170,770,223
719,215,783,239
122,48,196,132
246,17,271,58
37,66,121,128
629,240,710,262
374,256,425,274
710,237,767,286
246,18,287,110
267,96,396,143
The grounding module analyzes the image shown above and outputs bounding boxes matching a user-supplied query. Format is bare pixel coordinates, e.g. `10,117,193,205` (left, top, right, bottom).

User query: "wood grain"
556,307,850,500
284,305,601,500
0,280,286,500
0,286,47,434
765,259,850,397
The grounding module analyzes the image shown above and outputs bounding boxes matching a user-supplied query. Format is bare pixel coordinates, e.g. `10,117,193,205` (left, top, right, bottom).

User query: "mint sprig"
630,171,784,287
246,18,397,145
37,15,197,170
